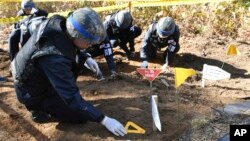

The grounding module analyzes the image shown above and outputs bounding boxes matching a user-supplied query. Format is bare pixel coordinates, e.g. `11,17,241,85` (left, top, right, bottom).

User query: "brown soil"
0,26,250,141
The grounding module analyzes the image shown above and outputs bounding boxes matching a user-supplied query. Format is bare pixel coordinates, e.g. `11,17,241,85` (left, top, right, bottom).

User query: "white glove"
101,116,127,136
161,63,169,73
84,57,104,80
110,70,118,79
141,61,148,68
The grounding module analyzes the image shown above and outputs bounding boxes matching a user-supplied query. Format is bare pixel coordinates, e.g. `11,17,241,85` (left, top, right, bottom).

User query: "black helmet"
156,17,176,38
115,10,132,29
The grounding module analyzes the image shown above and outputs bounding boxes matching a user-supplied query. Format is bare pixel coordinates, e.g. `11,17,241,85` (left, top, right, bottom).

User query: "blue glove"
141,61,148,68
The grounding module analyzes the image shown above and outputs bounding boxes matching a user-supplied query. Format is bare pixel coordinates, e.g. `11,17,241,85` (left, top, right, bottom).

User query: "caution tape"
132,0,235,7
0,0,166,2
0,16,24,24
47,3,128,18
93,3,128,12
0,0,235,24
0,0,235,2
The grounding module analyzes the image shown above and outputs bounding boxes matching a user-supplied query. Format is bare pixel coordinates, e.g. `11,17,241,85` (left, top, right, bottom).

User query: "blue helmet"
66,8,106,45
156,17,176,38
115,10,132,29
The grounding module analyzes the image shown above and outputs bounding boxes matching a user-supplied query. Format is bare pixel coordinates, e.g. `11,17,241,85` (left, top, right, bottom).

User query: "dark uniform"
140,22,180,66
11,15,104,123
104,12,142,58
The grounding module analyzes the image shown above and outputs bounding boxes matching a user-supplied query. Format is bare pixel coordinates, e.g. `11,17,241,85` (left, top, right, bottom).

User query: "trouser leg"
8,29,21,61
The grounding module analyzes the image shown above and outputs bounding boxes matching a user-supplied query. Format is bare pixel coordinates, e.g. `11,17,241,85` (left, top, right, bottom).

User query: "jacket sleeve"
37,55,105,122
174,25,180,48
140,25,152,61
103,20,111,41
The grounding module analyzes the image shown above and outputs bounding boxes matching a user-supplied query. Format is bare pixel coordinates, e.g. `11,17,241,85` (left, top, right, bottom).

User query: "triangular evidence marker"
125,121,145,134
227,44,241,55
137,68,162,81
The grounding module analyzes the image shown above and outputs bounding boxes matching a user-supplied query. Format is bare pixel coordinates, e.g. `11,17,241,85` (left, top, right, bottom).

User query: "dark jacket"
103,12,136,51
12,15,105,123
140,22,180,60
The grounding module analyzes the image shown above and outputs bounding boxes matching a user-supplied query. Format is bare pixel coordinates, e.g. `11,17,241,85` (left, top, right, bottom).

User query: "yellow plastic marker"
125,121,145,134
175,68,196,88
227,44,241,55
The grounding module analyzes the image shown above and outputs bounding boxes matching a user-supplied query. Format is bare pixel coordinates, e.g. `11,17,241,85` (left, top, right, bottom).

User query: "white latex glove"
101,116,127,136
110,70,118,79
161,63,169,73
84,57,104,80
141,61,148,68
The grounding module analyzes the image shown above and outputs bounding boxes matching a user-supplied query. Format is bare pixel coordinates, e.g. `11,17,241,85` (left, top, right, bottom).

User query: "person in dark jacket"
140,17,180,71
103,10,142,60
11,8,126,137
8,0,48,61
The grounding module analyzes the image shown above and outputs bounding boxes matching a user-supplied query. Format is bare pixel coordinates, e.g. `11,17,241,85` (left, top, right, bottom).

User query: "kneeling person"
11,8,126,137
140,17,180,70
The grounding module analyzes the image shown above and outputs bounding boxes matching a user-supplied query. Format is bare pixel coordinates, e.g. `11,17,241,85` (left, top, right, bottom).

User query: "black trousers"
8,28,21,61
14,83,88,124
144,44,180,66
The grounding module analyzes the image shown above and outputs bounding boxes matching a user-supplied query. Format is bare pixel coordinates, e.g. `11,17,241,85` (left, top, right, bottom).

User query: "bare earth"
0,27,250,141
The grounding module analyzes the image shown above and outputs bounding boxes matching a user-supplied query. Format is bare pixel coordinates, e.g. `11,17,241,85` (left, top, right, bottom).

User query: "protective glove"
110,70,118,79
161,63,169,73
101,116,127,136
140,61,148,68
84,57,104,80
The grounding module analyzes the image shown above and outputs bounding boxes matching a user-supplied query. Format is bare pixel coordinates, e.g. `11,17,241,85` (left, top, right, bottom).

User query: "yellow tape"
0,0,235,2
133,0,235,7
0,0,235,24
0,16,23,24
93,3,128,12
0,0,165,2
47,4,127,18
